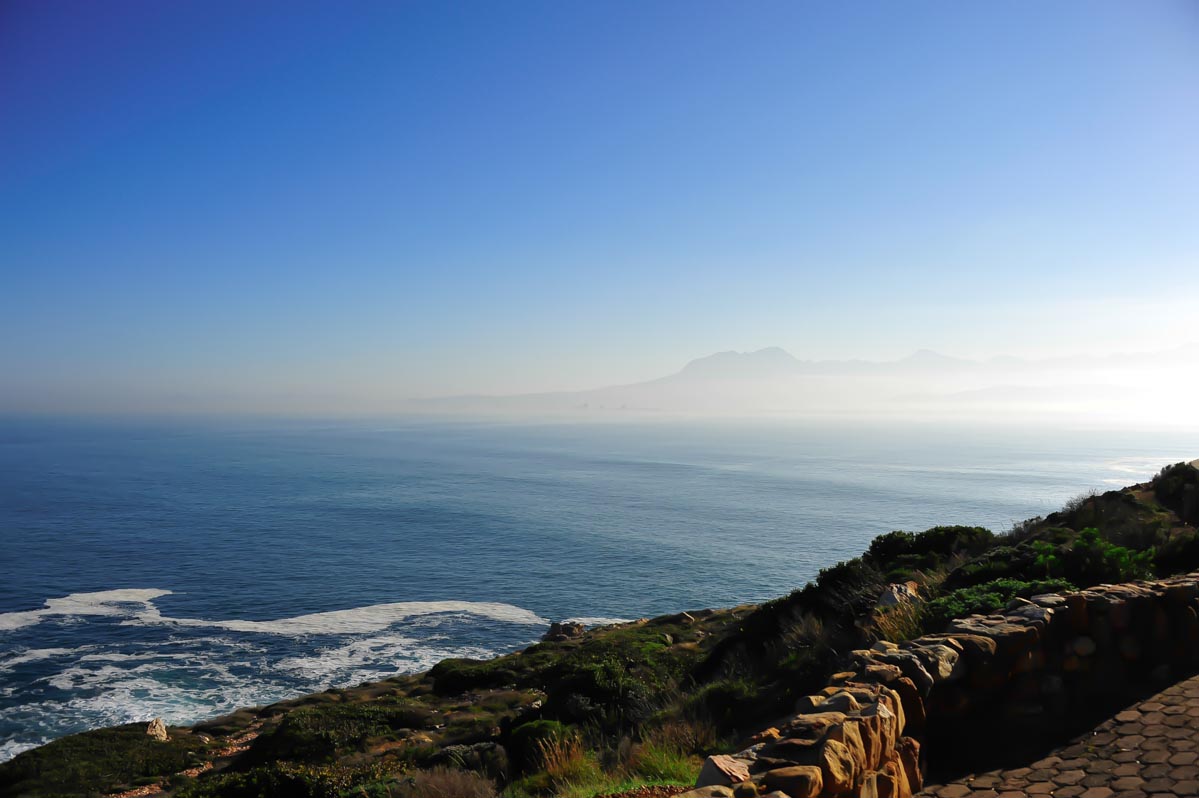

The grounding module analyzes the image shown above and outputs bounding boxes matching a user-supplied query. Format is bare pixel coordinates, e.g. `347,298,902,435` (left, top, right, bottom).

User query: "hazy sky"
3,2,1198,411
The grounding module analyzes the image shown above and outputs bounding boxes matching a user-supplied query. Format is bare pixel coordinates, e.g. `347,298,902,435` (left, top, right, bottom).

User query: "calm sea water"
0,417,1194,760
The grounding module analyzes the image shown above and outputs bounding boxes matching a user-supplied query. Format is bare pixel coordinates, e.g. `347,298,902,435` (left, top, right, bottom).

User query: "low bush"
922,578,1076,631
240,700,433,765
0,724,202,798
178,761,385,798
506,721,570,773
1031,527,1154,586
866,526,995,581
1155,462,1199,526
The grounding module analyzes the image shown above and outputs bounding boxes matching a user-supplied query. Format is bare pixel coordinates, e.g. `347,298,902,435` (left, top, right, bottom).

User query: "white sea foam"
1,588,546,636
0,738,40,762
564,616,633,628
0,590,173,632
0,648,81,669
273,632,496,686
130,599,547,635
0,589,549,761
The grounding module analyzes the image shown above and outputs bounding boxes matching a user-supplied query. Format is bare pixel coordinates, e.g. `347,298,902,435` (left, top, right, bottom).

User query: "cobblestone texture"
919,675,1199,798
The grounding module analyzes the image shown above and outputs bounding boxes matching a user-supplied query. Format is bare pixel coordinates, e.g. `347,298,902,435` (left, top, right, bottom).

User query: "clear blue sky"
3,1,1197,412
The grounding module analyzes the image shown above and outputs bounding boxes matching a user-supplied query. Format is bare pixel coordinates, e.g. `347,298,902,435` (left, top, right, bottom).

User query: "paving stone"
918,673,1199,798
1112,777,1146,791
1079,789,1115,798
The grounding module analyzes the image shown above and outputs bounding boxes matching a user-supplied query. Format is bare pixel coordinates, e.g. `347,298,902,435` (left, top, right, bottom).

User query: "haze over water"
1,417,1195,760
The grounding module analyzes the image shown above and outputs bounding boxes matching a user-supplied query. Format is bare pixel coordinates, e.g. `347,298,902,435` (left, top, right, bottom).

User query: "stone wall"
684,572,1199,798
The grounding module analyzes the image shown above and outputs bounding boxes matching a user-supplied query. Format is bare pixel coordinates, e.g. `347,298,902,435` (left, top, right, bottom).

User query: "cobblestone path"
919,675,1199,798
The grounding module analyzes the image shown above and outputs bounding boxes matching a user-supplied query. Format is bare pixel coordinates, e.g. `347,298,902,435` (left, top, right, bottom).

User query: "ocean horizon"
1,416,1195,761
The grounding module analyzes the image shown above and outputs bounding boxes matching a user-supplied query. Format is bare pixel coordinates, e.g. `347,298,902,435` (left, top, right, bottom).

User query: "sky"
2,1,1198,413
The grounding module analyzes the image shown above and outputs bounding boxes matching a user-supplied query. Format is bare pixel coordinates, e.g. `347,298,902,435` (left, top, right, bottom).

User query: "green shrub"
866,526,995,580
0,724,202,798
1156,529,1199,575
1155,462,1199,526
506,721,570,772
922,578,1075,630
1032,528,1154,585
544,655,654,729
178,761,385,798
241,700,432,765
430,659,522,695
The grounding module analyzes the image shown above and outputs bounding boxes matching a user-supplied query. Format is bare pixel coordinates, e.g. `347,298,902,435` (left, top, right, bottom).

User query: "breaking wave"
0,590,548,762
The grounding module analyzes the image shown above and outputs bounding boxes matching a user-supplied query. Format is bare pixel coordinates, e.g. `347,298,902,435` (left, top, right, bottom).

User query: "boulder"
907,643,963,682
762,766,823,798
146,718,168,742
542,622,585,642
877,582,921,608
697,755,752,787
679,788,736,798
818,738,857,794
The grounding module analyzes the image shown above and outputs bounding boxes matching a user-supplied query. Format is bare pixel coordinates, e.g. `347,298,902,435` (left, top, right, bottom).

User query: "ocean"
0,417,1194,761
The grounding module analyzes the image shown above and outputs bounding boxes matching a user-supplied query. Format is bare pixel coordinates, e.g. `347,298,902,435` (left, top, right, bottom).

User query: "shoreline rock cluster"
683,571,1199,798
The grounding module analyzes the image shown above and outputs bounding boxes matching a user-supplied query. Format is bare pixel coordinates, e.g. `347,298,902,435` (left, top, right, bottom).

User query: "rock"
683,787,735,797
762,765,823,798
798,690,860,714
907,643,963,682
878,582,921,608
542,622,585,642
818,737,857,793
146,718,168,742
1072,636,1097,656
826,718,867,772
696,755,751,787
868,650,934,695
732,782,760,798
749,727,781,745
896,737,922,794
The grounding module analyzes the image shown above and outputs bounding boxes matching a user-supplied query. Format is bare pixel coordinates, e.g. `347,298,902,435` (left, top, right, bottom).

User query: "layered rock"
683,571,1199,798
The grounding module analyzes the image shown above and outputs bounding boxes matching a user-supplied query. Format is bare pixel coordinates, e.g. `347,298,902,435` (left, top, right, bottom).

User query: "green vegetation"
922,578,1076,629
4,463,1196,798
0,724,205,798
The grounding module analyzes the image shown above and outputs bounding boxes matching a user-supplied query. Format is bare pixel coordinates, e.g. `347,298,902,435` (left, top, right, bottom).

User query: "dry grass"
871,599,924,643
536,735,603,789
381,767,498,798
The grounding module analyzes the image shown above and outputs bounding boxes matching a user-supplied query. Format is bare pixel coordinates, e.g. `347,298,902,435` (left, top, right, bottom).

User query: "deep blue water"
0,417,1195,760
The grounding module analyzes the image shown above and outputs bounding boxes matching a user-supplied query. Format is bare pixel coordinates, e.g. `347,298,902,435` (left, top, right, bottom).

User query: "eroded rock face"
146,718,168,742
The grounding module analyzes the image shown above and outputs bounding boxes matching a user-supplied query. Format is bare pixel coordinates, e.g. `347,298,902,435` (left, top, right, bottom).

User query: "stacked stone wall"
686,572,1199,798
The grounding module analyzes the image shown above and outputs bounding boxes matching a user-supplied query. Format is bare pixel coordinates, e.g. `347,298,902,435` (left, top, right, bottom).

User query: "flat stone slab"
919,674,1199,798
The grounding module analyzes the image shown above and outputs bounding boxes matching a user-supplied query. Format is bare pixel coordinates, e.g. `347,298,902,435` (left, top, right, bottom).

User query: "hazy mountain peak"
901,349,967,364
679,347,804,377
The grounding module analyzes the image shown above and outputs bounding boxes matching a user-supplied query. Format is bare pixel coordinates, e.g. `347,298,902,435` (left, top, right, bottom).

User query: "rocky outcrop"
542,621,586,642
685,571,1199,798
146,718,169,742
876,582,920,609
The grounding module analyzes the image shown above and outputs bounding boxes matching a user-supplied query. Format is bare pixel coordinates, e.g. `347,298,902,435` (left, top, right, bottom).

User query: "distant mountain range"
402,343,1199,423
